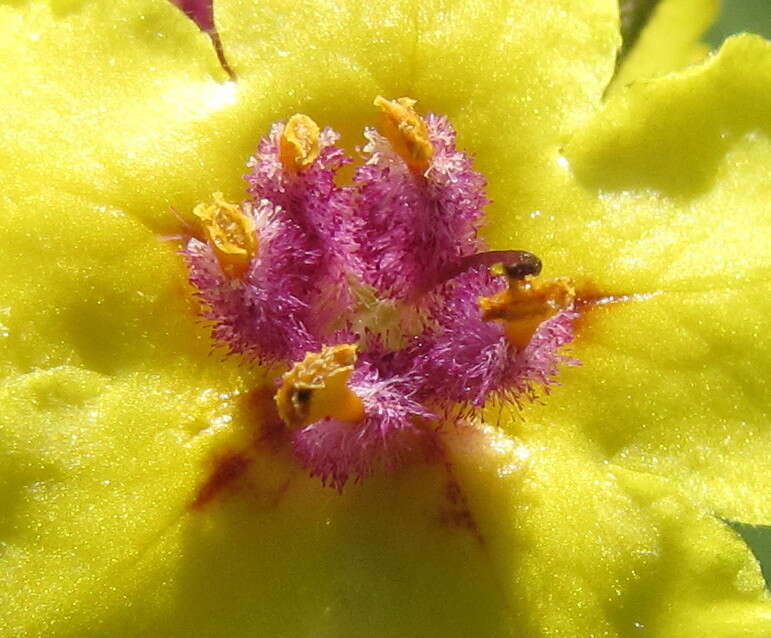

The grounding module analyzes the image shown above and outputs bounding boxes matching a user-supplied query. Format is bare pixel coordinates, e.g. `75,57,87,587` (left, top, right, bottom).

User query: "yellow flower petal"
0,189,219,378
0,0,257,231
3,409,768,635
0,363,253,635
483,35,770,288
610,0,719,95
214,0,619,194
569,34,771,210
447,424,770,637
526,280,771,523
517,35,771,522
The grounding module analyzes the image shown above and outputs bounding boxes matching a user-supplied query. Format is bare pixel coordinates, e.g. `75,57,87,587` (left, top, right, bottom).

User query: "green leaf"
729,522,771,588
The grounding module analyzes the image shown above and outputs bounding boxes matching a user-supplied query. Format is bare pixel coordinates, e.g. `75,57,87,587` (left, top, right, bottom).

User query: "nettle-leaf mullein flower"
1,0,769,636
183,99,578,490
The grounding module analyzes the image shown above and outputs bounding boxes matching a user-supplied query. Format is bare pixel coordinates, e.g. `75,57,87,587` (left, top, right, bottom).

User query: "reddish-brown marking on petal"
269,478,293,509
439,470,484,544
432,437,485,544
191,452,251,510
575,289,631,309
573,283,649,334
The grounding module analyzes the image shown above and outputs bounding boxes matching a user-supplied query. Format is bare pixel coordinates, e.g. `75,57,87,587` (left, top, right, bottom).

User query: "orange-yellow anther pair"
374,96,435,173
193,192,257,278
480,268,576,350
279,113,321,172
279,98,435,174
276,344,366,429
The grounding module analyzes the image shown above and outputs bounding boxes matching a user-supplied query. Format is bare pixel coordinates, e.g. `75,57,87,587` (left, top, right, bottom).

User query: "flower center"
180,97,578,489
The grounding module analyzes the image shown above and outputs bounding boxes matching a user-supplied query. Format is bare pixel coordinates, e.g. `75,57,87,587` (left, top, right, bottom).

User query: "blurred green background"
706,0,771,589
706,0,771,45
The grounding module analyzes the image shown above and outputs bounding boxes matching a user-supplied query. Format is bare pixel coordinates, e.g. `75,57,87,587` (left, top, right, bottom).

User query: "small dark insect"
441,249,543,284
503,252,542,280
294,388,313,405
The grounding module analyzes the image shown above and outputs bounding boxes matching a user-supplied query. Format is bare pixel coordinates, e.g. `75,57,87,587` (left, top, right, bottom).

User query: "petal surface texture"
540,34,771,524
0,1,770,637
1,0,247,231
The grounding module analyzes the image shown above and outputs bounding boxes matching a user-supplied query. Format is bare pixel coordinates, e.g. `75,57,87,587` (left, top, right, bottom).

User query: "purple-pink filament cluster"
183,111,576,490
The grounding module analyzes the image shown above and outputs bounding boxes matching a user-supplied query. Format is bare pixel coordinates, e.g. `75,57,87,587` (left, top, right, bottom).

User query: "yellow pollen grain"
374,95,434,173
275,344,366,429
192,192,258,278
279,113,321,172
479,274,576,350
